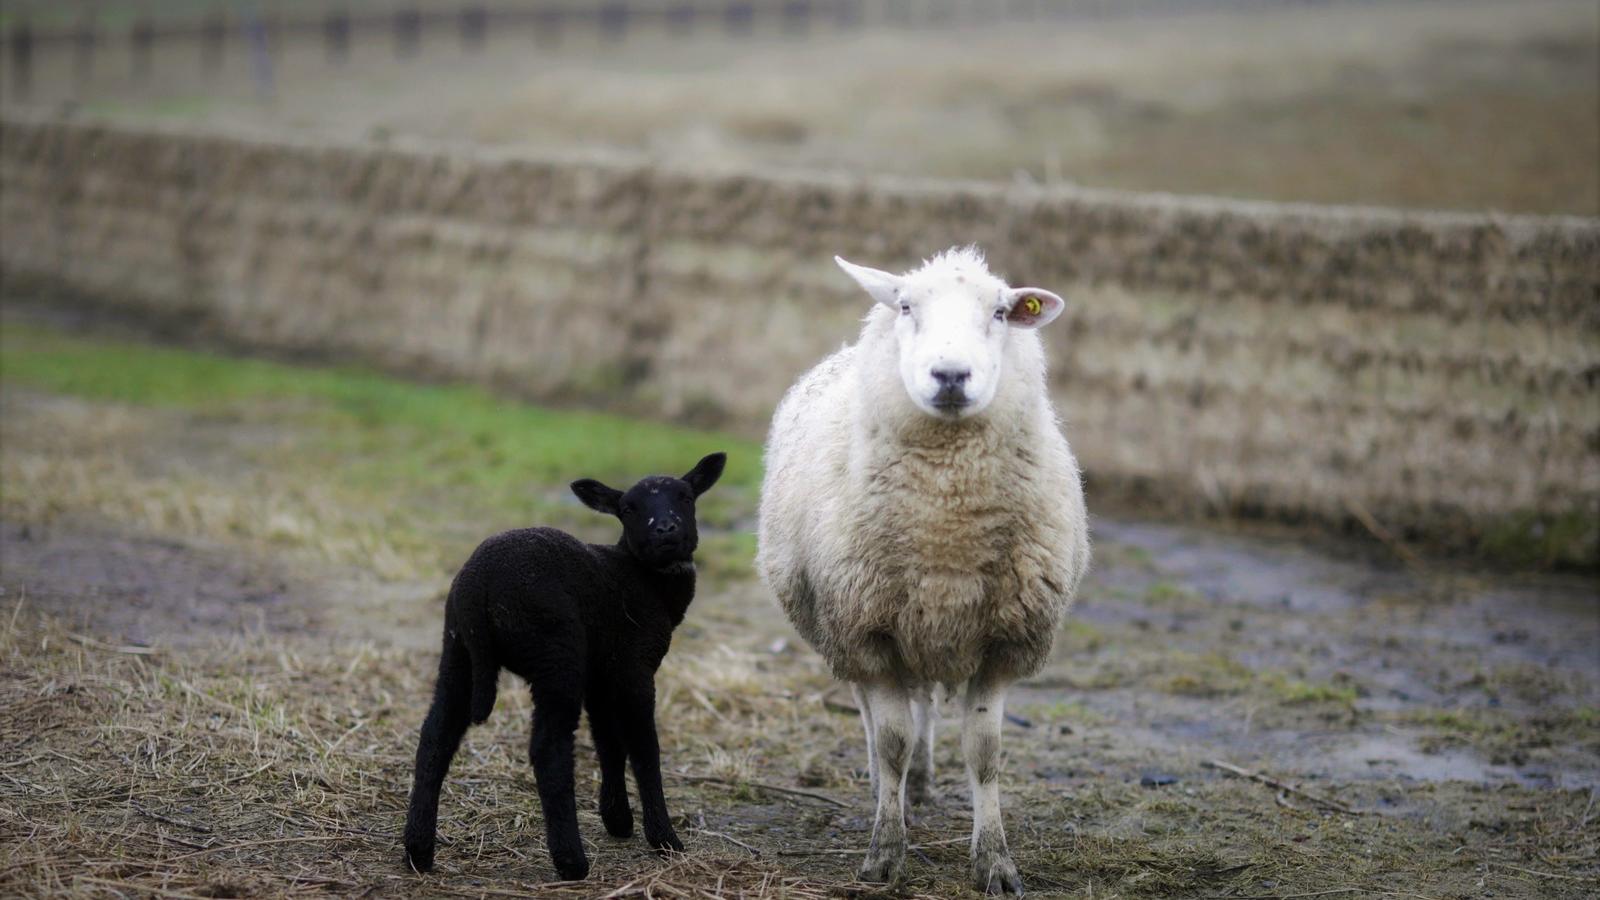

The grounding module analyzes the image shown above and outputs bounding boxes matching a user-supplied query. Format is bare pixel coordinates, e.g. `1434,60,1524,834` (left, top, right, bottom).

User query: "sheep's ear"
571,479,623,516
682,452,726,498
835,256,905,310
1004,287,1066,329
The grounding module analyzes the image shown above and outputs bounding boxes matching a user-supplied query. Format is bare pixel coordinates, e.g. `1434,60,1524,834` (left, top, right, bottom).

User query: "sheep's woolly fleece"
757,247,1090,686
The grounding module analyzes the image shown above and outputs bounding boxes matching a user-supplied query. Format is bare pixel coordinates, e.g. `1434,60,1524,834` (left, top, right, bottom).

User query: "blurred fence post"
325,11,350,63
782,0,811,35
73,17,96,84
131,18,153,80
666,4,696,36
724,1,754,35
833,0,863,29
8,20,32,99
245,13,275,99
534,7,565,46
201,13,225,72
461,6,487,52
599,3,629,42
395,8,421,58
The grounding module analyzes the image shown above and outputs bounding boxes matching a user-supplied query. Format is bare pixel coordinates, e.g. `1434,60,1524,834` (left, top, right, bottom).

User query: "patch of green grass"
1261,674,1359,706
1,321,764,570
1479,510,1598,571
1397,706,1600,765
1144,580,1203,607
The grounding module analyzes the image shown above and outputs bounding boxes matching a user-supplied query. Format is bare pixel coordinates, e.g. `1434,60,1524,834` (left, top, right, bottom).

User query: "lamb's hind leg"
858,681,913,885
963,676,1022,895
403,633,474,873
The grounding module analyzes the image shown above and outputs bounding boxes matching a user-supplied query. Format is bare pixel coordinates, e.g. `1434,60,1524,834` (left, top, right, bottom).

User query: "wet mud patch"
0,519,315,646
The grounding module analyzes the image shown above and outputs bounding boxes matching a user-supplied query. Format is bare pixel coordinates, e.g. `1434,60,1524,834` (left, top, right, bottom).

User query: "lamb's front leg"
620,684,684,854
585,700,632,839
857,681,913,885
963,678,1022,895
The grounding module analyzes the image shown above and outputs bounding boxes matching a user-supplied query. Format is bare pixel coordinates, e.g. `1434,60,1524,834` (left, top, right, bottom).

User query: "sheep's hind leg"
963,677,1022,895
851,683,878,797
403,633,474,873
529,689,588,881
858,682,913,885
906,684,937,807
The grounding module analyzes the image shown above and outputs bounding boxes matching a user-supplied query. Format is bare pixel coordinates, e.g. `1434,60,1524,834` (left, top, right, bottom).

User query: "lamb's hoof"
972,851,1024,896
647,829,685,854
552,853,590,882
402,841,434,874
600,795,634,838
858,845,905,885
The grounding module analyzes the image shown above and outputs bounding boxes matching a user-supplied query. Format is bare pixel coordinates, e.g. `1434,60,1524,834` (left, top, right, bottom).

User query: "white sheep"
757,246,1089,894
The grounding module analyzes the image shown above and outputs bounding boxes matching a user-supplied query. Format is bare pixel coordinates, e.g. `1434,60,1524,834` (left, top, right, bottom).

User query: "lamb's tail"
448,578,500,725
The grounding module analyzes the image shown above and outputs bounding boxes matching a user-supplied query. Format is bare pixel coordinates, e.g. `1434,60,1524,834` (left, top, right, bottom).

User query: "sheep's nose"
931,367,971,389
652,520,679,536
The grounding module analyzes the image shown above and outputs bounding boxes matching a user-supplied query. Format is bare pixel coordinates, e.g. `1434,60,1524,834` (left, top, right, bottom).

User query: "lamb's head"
570,452,726,569
835,246,1065,419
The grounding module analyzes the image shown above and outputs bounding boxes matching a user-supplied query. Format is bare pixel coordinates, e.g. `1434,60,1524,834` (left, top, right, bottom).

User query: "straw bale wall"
2,116,1595,564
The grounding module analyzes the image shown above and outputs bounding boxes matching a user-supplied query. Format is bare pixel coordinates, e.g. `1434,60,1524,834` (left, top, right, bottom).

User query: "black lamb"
403,452,727,881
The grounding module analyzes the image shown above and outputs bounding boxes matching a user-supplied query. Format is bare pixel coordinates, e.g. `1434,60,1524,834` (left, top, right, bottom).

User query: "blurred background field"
2,0,1596,214
1,1,1598,897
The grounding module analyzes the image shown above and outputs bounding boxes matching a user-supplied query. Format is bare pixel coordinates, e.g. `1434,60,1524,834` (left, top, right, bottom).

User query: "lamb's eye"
899,303,911,315
621,503,635,516
993,308,1006,321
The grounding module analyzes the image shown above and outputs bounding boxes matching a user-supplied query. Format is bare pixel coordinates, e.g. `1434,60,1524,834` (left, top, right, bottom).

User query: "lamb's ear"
571,479,623,516
835,256,905,310
682,452,726,498
1004,287,1066,329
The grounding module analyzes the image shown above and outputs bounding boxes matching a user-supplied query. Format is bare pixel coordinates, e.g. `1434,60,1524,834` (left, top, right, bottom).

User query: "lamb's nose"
931,367,971,389
653,520,679,536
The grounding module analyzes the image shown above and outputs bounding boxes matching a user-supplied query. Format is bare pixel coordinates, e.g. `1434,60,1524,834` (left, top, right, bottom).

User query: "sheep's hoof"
972,851,1024,896
858,845,905,885
906,767,933,807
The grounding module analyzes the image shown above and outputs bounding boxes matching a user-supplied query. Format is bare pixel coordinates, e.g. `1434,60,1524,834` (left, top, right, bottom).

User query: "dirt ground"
3,0,1596,215
2,314,1597,898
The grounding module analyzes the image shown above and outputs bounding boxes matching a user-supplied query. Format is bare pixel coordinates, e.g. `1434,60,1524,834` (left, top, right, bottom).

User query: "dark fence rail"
1,0,1442,98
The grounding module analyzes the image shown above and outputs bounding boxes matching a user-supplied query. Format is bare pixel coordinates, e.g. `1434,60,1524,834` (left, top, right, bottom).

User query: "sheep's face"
570,452,727,570
836,249,1065,419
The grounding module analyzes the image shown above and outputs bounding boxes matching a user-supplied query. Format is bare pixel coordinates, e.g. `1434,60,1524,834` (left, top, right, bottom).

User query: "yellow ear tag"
1023,295,1043,316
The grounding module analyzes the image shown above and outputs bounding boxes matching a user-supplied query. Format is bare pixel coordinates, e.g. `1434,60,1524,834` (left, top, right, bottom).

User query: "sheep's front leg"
858,681,913,885
963,678,1022,895
621,685,684,854
529,694,588,881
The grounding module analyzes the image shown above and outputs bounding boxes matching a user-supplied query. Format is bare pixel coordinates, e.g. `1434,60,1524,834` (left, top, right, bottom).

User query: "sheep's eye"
993,308,1006,321
621,503,635,515
899,303,911,316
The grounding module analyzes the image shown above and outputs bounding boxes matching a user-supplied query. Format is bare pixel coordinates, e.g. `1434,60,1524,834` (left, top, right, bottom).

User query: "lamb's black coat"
403,452,726,881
